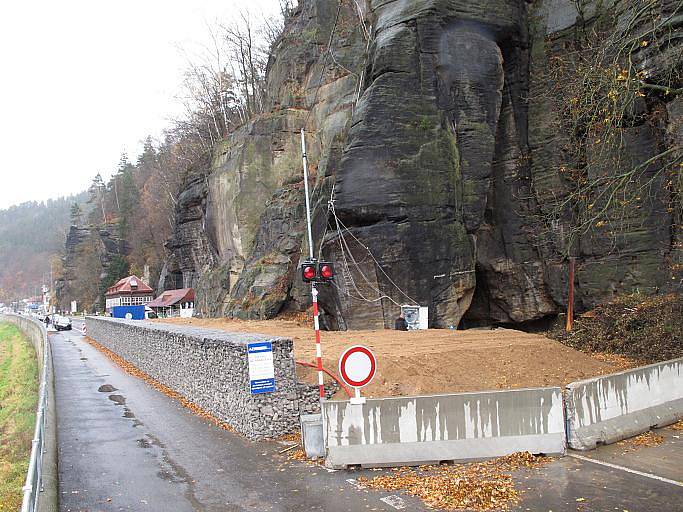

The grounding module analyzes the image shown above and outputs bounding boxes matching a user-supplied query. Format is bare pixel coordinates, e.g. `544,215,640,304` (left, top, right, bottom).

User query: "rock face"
165,0,682,329
55,225,125,312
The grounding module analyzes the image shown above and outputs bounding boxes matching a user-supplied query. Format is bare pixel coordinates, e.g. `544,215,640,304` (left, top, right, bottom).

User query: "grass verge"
0,322,38,512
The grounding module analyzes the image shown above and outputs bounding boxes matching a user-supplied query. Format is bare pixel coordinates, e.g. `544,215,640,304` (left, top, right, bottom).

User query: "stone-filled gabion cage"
85,317,330,439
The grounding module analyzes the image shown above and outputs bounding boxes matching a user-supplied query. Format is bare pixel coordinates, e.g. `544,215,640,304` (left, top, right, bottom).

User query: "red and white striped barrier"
311,286,324,398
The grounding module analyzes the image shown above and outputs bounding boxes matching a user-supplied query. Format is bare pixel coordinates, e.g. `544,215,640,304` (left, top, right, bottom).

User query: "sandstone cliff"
55,225,126,312
163,0,682,329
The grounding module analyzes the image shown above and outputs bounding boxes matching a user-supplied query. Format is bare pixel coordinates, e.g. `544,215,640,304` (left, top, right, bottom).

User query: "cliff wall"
164,0,682,329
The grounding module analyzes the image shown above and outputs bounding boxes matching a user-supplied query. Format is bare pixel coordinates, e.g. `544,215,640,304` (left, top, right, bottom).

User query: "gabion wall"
85,317,323,439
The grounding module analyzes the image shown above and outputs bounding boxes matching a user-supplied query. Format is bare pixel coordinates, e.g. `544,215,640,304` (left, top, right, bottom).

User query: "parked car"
54,315,72,331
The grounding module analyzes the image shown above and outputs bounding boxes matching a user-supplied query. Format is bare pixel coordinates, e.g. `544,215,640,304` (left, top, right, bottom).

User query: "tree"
87,173,107,223
70,202,82,226
98,255,130,310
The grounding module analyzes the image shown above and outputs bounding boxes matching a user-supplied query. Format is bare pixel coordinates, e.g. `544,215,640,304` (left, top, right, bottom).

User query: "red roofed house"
105,276,154,313
147,288,195,318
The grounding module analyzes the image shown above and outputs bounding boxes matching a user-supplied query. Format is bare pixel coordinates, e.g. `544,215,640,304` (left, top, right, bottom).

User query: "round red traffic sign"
339,345,376,388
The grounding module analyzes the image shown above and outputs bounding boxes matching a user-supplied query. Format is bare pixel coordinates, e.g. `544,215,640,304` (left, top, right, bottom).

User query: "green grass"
0,323,38,512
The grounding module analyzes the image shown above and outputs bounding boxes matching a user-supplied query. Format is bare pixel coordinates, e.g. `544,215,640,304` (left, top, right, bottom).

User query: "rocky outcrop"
55,225,125,312
166,0,682,329
164,0,366,318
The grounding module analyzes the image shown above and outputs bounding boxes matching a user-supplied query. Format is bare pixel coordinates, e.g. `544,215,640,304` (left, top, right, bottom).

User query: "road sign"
339,345,376,404
248,341,275,394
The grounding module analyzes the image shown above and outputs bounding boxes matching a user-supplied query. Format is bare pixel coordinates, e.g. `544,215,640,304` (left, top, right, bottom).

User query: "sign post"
248,341,276,394
339,345,377,405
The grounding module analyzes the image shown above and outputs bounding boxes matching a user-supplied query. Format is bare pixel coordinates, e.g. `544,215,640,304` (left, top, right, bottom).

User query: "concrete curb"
565,357,683,450
322,387,566,469
1,315,59,512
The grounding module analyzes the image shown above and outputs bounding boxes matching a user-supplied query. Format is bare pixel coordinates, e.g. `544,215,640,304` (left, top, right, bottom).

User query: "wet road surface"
54,325,683,511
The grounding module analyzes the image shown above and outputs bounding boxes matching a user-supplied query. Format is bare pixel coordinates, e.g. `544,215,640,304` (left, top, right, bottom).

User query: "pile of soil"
156,317,634,399
553,293,682,363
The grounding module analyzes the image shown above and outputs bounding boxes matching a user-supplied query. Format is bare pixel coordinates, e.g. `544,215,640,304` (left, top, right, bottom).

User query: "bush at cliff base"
556,293,682,363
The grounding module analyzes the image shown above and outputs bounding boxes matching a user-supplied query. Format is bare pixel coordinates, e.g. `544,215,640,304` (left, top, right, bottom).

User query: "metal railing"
20,320,50,512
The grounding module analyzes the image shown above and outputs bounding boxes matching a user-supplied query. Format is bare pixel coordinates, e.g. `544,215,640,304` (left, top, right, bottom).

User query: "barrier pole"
301,128,324,399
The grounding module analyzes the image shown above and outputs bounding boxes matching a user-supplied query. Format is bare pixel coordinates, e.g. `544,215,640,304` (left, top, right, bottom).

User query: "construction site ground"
155,317,636,399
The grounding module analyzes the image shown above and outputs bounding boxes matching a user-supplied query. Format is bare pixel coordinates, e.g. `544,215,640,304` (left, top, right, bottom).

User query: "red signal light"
302,265,316,281
319,264,334,280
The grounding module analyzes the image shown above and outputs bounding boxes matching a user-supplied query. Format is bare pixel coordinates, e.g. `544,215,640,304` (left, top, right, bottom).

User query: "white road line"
346,478,365,490
380,495,406,509
569,453,683,487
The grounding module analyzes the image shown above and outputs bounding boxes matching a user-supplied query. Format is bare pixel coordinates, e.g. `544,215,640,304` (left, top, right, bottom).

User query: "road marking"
380,495,406,509
569,453,683,487
346,478,365,490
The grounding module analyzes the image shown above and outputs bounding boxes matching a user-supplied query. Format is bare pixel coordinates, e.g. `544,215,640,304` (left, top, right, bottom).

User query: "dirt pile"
155,317,634,398
554,293,682,363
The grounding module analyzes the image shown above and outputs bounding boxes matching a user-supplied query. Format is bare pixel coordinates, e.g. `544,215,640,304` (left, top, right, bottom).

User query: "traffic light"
300,261,335,283
319,262,334,281
302,262,316,282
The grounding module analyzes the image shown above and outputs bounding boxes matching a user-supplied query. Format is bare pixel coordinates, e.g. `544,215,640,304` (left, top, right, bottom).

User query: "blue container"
112,305,145,320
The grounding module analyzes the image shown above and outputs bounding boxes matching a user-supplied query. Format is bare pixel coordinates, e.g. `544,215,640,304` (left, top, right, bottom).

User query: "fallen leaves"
357,452,550,511
617,431,664,453
669,420,683,431
278,432,302,443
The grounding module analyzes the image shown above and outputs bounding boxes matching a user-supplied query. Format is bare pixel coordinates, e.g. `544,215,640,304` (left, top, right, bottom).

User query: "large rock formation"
55,225,125,312
165,0,682,329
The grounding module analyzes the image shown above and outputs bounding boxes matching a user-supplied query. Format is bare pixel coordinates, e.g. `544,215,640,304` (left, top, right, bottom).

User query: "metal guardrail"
21,332,48,512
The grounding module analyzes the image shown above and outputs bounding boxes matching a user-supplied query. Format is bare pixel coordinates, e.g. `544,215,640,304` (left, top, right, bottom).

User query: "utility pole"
300,128,325,400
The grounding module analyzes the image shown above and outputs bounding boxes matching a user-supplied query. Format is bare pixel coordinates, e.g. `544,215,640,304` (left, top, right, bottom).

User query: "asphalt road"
53,325,683,511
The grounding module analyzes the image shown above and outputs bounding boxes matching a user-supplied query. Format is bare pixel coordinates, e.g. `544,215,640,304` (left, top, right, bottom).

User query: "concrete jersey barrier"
565,357,683,450
322,387,566,469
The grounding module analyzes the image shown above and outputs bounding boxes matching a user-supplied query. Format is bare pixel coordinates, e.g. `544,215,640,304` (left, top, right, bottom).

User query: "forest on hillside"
0,195,84,302
55,0,282,310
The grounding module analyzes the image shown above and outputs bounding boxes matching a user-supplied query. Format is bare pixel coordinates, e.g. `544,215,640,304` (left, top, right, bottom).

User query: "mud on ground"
155,317,636,398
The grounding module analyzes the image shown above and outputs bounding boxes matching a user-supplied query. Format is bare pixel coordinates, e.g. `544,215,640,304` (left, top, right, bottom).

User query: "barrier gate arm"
296,360,353,398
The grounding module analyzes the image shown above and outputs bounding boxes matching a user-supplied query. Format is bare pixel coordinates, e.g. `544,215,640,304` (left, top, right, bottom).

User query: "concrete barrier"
322,387,566,468
565,357,683,450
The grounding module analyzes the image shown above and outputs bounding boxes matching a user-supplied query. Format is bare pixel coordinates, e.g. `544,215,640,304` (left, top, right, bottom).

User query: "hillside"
41,0,683,326
0,194,85,301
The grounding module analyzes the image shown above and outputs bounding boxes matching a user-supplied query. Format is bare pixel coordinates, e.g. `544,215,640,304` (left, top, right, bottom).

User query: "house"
105,276,154,313
147,288,195,318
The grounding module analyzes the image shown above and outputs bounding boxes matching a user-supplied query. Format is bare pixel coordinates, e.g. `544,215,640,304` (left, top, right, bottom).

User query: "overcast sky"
0,0,279,209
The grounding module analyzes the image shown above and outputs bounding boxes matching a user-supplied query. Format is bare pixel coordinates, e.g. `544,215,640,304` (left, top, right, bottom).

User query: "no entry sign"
339,345,376,389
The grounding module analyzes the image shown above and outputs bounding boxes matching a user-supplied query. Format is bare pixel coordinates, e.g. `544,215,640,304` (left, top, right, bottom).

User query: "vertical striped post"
311,285,324,398
301,128,324,399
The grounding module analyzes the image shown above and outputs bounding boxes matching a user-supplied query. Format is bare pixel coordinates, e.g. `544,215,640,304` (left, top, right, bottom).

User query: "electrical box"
401,304,429,330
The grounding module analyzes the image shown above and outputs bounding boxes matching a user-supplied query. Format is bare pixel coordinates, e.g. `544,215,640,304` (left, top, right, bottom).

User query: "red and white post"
311,286,324,398
301,128,325,400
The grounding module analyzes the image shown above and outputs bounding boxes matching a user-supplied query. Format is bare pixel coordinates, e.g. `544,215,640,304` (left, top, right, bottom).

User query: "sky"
0,0,280,209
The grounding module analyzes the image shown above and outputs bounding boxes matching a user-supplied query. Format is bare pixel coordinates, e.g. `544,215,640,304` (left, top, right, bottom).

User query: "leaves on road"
357,452,550,511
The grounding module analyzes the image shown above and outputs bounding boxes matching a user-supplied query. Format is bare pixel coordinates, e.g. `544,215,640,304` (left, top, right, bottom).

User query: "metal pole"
566,257,575,332
301,128,324,399
300,128,315,260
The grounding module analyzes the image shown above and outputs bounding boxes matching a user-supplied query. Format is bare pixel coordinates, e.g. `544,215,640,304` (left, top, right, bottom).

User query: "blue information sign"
248,341,275,394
